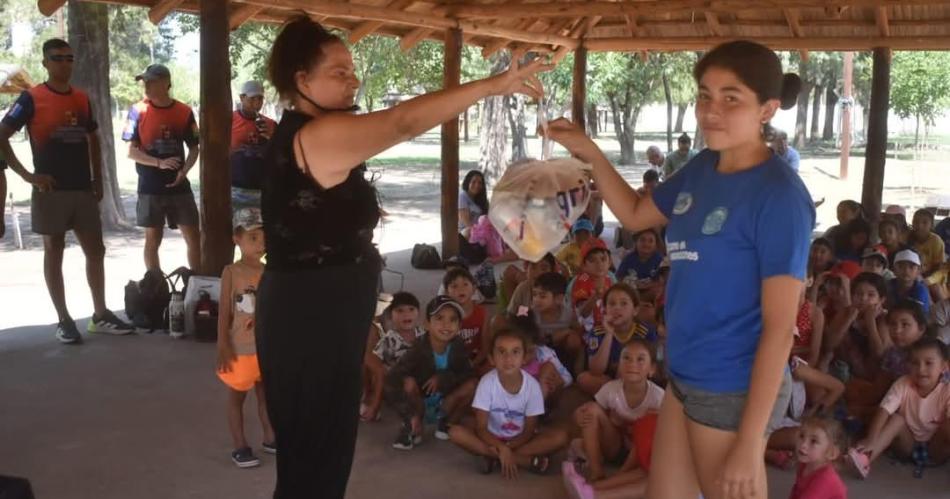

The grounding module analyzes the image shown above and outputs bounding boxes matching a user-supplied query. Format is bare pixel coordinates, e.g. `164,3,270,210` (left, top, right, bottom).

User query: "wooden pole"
572,46,588,131
441,28,462,260
840,51,854,179
463,107,470,142
199,0,233,276
862,47,890,239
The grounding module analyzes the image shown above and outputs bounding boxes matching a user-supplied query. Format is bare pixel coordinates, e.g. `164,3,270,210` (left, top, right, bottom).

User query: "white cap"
894,249,921,267
240,80,264,97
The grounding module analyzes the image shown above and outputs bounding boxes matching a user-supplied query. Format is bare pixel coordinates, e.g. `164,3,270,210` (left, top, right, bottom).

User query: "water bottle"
168,291,185,339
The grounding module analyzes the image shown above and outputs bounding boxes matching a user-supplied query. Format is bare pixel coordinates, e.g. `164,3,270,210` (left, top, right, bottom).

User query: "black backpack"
124,269,171,331
411,243,442,269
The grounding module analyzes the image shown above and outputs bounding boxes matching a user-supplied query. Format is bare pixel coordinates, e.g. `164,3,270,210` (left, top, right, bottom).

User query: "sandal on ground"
847,448,871,479
529,455,550,475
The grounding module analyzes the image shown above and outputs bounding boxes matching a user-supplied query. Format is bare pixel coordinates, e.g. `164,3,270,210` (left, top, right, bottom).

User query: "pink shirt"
880,376,950,442
789,463,847,499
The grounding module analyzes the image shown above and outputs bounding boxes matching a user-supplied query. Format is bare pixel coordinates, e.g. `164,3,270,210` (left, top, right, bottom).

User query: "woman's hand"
491,57,552,100
541,118,601,164
216,345,236,373
718,438,761,499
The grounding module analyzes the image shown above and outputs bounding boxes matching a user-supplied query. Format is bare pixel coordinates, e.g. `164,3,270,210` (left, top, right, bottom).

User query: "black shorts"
136,193,199,229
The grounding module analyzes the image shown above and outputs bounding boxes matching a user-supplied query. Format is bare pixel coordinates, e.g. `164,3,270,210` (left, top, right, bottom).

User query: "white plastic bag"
488,158,592,262
184,275,221,337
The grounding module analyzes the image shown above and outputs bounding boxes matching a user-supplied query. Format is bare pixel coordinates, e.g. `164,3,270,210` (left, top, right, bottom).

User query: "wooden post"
572,46,588,131
862,48,890,238
441,28,462,260
463,107,469,142
840,51,854,179
199,0,233,276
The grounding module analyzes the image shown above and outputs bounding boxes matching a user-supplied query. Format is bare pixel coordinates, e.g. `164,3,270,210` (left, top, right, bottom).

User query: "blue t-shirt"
652,149,815,393
780,147,801,173
433,344,451,371
585,321,658,377
888,279,932,315
616,251,664,284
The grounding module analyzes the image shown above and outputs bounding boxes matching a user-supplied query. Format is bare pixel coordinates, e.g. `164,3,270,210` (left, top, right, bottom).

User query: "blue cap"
572,218,594,234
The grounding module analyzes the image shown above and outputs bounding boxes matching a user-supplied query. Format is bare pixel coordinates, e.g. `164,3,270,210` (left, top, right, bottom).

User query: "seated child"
384,296,477,450
823,200,863,254
876,218,905,265
822,272,889,382
571,340,664,483
860,247,895,282
809,237,836,275
572,239,616,340
889,249,932,315
362,292,425,422
528,272,584,371
444,268,492,373
616,229,663,294
438,257,484,302
909,208,946,276
448,327,570,477
788,417,848,499
578,284,656,396
503,253,558,316
215,208,275,468
558,218,595,276
836,218,871,263
506,313,573,401
848,338,950,479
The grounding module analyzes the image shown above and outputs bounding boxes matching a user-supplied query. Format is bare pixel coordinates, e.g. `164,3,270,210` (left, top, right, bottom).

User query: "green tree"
889,51,950,147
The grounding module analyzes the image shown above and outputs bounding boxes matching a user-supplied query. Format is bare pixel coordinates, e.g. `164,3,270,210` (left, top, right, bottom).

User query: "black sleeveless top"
262,110,381,270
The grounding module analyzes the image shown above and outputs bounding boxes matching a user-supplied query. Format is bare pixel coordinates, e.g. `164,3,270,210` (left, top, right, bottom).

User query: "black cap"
390,291,420,310
425,295,465,319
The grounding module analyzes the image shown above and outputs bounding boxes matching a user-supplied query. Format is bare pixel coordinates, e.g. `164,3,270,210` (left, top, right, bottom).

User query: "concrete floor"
2,251,949,499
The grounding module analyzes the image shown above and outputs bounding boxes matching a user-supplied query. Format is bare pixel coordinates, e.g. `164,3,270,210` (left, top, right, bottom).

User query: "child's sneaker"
231,447,260,468
55,319,82,344
847,448,871,479
392,423,422,450
87,310,135,335
434,417,450,441
262,442,277,455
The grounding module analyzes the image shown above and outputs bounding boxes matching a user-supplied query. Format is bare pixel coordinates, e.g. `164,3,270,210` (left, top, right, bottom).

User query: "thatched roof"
37,0,950,57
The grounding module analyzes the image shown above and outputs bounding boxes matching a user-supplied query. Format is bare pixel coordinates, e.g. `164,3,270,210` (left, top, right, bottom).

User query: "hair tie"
516,306,530,317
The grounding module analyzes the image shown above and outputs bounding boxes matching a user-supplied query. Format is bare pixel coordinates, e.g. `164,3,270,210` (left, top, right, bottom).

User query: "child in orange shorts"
216,208,275,468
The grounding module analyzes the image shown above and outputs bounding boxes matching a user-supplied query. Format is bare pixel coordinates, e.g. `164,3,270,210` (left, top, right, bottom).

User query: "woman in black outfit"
257,17,549,499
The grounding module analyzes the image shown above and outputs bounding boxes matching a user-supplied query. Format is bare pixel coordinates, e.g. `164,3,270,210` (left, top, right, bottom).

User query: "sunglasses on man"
47,54,75,62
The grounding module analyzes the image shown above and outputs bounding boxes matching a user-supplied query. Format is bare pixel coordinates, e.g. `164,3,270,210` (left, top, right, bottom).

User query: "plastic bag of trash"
488,158,592,262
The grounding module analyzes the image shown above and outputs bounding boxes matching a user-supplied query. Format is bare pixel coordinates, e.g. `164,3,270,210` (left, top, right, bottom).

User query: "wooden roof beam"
229,4,264,30
585,35,950,52
481,18,537,57
783,9,804,37
876,6,890,37
705,12,724,37
400,27,435,51
441,0,932,19
625,14,639,37
347,0,416,44
148,0,185,24
553,16,602,64
37,0,66,16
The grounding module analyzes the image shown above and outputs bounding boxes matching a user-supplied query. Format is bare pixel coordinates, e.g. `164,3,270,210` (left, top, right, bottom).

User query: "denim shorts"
669,368,792,433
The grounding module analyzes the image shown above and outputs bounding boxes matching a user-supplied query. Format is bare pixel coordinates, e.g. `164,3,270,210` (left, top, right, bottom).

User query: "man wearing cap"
889,249,932,314
662,133,698,179
231,81,277,212
122,64,201,272
0,38,133,344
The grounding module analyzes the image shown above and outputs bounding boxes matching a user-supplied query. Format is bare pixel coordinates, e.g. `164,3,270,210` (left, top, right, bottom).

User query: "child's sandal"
529,455,550,475
847,448,871,479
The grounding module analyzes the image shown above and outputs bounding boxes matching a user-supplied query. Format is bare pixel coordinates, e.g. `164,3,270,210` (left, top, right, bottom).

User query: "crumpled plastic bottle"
488,158,592,262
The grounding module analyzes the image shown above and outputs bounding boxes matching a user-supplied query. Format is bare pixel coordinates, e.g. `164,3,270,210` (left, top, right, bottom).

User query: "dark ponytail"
695,40,801,111
267,15,343,101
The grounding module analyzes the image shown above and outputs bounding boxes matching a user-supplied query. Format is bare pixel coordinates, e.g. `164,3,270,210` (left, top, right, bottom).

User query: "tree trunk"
586,102,598,138
915,114,921,149
810,84,822,142
794,82,811,149
67,0,128,231
674,103,687,133
663,72,673,152
506,94,527,162
609,95,637,166
823,84,839,140
479,54,509,184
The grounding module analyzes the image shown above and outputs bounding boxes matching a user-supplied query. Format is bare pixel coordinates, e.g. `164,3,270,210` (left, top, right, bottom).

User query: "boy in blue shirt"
888,249,932,314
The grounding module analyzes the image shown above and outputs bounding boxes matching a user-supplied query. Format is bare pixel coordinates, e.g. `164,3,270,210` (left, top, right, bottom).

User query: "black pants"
0,476,35,499
256,261,379,499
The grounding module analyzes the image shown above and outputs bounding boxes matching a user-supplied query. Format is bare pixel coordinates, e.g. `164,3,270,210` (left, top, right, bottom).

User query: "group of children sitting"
212,199,950,498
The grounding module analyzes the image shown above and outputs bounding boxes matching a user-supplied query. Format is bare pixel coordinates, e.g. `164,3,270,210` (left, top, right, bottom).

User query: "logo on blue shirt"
673,192,693,215
701,207,729,235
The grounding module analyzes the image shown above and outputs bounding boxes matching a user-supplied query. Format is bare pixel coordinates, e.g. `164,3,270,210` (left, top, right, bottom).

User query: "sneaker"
88,311,135,335
847,448,871,479
231,447,260,468
262,442,277,455
434,417,450,441
392,423,421,450
55,319,82,344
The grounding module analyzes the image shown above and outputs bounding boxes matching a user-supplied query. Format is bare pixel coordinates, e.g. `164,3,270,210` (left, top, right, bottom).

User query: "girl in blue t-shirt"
544,40,814,499
617,228,664,293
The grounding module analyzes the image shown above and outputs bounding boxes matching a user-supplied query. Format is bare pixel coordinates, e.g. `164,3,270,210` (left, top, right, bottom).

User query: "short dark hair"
913,208,935,223
810,237,833,252
42,38,70,58
583,246,610,263
838,200,863,218
910,337,948,361
389,291,420,310
605,282,640,306
677,133,691,144
443,267,476,289
622,337,656,364
642,170,659,183
888,299,928,331
492,326,530,353
533,271,568,296
530,253,557,271
851,272,887,299
845,218,871,237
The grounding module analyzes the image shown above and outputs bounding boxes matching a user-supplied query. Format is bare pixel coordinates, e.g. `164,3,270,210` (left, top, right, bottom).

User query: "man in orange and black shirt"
0,38,133,344
230,80,276,212
122,64,201,272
